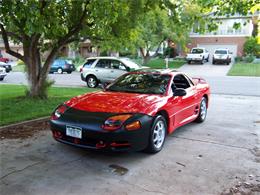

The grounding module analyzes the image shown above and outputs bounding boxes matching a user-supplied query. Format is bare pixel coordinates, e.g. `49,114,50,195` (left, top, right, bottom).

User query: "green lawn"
228,62,260,77
12,64,26,72
132,58,186,69
0,85,96,126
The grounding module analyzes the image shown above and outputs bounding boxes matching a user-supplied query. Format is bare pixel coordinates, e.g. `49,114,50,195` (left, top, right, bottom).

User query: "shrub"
235,56,243,62
244,37,260,57
243,55,255,63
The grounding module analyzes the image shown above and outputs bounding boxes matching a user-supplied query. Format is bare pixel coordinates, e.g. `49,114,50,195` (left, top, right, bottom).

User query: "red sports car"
50,69,210,153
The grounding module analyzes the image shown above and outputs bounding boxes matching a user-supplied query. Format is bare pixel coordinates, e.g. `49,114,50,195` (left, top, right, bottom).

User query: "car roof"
214,48,229,51
192,47,205,49
86,56,120,60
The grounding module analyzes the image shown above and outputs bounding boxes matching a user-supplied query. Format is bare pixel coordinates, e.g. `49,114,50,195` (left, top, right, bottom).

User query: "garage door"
197,44,238,59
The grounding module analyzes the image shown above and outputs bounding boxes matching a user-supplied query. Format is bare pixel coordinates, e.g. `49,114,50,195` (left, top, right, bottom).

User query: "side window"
111,60,126,70
52,60,59,67
173,74,191,89
95,59,111,69
83,59,96,67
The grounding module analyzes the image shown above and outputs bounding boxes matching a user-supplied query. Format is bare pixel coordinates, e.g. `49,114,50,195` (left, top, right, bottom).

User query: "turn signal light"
102,114,132,131
51,104,68,120
125,121,141,131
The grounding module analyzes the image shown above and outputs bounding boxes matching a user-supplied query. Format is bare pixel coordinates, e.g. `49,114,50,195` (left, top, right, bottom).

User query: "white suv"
186,47,209,64
212,49,232,65
80,57,143,88
0,67,7,81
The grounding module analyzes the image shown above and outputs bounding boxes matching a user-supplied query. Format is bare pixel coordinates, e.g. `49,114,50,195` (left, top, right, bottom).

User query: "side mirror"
173,88,186,96
125,66,130,72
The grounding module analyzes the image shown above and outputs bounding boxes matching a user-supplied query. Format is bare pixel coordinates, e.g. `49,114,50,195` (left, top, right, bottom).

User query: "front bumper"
186,58,203,61
50,108,153,152
213,58,229,62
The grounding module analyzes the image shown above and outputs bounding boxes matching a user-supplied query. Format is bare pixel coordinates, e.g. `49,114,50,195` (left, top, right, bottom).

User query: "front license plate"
66,125,82,139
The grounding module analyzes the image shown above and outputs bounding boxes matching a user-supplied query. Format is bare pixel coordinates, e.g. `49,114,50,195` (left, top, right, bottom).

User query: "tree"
136,2,202,64
0,0,149,98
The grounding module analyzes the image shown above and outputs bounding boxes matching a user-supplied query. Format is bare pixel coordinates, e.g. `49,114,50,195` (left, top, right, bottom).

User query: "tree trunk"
139,47,151,64
23,39,56,98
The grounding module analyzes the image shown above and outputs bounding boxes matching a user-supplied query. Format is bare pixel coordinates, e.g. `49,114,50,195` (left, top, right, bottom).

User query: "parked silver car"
80,57,143,88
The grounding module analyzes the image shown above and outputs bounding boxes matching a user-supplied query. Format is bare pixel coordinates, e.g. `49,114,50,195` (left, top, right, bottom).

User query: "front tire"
86,75,98,88
145,115,167,154
57,68,63,74
200,57,204,64
195,97,207,123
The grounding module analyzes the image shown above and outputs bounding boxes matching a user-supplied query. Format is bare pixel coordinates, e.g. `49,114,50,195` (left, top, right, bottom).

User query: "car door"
108,60,128,81
50,60,59,72
171,74,198,126
93,59,112,82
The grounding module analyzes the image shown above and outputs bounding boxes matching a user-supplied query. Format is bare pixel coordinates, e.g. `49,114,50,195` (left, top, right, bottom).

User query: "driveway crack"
0,161,42,180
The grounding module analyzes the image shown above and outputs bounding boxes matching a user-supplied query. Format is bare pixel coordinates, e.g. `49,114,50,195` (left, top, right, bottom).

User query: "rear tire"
86,75,98,88
188,60,191,64
144,115,167,154
67,71,72,74
195,97,207,123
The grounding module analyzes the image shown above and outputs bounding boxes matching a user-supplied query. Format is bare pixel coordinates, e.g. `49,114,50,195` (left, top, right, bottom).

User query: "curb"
0,116,50,131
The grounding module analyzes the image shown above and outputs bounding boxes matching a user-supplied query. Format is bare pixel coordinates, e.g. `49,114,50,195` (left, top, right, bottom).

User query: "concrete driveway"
178,61,231,77
1,94,260,194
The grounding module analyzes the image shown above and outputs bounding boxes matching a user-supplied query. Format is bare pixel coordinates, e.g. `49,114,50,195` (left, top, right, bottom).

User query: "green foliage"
164,47,175,58
235,56,243,62
243,55,255,63
244,37,260,57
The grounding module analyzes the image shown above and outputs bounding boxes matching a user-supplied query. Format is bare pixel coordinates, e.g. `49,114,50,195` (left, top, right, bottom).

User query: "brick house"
188,13,258,57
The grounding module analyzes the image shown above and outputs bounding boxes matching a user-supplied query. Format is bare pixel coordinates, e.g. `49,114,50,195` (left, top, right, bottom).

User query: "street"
2,62,260,96
1,94,260,194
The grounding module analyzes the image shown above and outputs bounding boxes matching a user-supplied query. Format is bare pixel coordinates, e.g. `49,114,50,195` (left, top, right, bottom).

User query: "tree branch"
0,23,24,61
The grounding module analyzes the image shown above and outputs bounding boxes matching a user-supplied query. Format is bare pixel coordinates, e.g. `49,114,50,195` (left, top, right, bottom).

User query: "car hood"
65,91,167,115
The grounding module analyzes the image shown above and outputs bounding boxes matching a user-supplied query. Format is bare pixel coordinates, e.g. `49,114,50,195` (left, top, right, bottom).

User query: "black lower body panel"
50,108,153,152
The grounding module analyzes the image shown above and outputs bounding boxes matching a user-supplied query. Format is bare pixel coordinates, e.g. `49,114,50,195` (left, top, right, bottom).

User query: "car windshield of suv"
215,50,227,54
107,73,171,95
120,59,141,70
191,49,203,54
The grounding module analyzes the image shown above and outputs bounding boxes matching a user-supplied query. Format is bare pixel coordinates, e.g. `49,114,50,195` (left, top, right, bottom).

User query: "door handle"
111,70,114,73
95,70,98,72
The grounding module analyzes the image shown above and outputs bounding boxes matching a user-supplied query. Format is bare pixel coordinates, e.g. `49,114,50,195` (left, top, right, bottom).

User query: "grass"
228,62,260,77
0,85,97,126
132,58,186,69
12,64,26,72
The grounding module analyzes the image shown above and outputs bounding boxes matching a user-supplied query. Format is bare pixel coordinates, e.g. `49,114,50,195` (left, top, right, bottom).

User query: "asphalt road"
1,94,260,194
1,63,260,96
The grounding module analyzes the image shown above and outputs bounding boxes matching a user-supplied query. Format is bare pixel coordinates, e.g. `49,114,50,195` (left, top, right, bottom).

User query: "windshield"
107,73,171,95
120,59,141,69
191,49,203,54
215,50,227,54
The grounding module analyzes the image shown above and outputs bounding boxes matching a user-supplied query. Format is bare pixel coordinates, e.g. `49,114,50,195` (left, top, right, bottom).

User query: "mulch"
0,119,50,140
